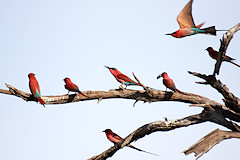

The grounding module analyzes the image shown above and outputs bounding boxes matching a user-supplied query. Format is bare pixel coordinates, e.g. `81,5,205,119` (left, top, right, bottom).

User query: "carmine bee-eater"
206,47,240,67
166,0,225,38
105,66,141,88
103,129,158,156
28,73,45,107
157,72,183,93
63,78,87,97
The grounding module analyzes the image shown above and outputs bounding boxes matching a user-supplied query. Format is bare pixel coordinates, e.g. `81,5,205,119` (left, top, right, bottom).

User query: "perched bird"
105,66,141,88
157,72,183,93
206,47,240,67
63,78,87,97
103,129,158,156
28,73,45,107
166,0,225,38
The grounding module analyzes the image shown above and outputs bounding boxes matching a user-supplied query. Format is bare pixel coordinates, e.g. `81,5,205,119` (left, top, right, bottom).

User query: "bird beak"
104,65,110,69
157,75,162,79
165,33,172,35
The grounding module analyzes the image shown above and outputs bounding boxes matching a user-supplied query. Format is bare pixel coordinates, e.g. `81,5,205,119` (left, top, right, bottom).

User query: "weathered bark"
214,23,240,75
184,129,240,159
88,109,239,160
188,71,240,113
89,110,210,160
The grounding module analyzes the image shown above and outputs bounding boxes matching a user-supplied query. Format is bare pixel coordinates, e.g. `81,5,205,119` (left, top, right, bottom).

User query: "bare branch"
89,109,240,160
132,72,151,94
188,71,240,113
0,83,222,106
184,129,240,159
214,23,240,75
1,83,239,123
1,82,240,160
89,110,210,160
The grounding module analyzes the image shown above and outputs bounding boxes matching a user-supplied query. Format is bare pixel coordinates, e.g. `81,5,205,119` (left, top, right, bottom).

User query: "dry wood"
188,71,240,113
214,23,240,75
184,129,240,159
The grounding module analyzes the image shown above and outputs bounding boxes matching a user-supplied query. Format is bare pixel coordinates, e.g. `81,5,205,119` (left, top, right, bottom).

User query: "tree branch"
88,108,240,160
1,83,239,123
188,71,240,113
0,84,222,105
184,128,240,159
88,110,210,160
214,23,240,75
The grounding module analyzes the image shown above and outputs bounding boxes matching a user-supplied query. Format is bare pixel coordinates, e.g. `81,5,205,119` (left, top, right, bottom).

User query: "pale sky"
0,0,239,160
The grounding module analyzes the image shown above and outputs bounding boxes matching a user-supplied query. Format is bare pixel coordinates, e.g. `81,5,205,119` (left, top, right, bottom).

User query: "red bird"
103,129,158,156
157,72,183,93
166,0,225,38
206,47,240,67
105,66,141,88
28,73,45,107
63,78,87,97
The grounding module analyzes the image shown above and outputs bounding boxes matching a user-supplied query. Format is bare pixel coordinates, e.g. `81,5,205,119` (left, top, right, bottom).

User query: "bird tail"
202,26,216,36
78,91,88,97
128,145,159,156
175,88,184,94
37,97,45,107
229,61,240,67
196,22,205,29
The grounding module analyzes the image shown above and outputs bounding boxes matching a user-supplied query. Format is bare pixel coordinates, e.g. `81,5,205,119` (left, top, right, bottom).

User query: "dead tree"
0,24,240,160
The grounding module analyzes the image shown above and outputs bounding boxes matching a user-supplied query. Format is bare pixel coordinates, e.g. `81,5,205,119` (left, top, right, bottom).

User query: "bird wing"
29,79,41,98
112,132,123,142
117,74,137,84
163,78,176,90
65,83,79,92
177,0,195,29
208,50,219,59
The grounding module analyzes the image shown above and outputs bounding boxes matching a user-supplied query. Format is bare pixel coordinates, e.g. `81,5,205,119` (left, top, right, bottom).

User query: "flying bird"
206,47,240,67
105,66,141,88
103,129,158,156
166,0,225,38
157,72,183,93
63,78,87,97
28,73,45,107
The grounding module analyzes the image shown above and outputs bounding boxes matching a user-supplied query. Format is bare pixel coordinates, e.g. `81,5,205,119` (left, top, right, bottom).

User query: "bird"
206,47,240,67
157,72,183,93
103,129,158,156
63,78,88,97
166,0,225,38
105,66,141,88
28,73,45,107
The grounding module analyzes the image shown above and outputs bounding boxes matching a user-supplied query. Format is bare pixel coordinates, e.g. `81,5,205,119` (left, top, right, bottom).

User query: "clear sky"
0,0,239,159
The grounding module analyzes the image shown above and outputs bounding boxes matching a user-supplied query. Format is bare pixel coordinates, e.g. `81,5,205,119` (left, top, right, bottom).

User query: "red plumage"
157,72,183,93
105,66,140,87
28,73,45,107
166,0,218,38
206,47,240,67
37,97,45,106
63,78,87,97
103,129,158,156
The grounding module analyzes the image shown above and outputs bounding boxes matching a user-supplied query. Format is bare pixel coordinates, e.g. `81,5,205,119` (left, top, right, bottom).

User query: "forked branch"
89,109,240,160
89,110,210,160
